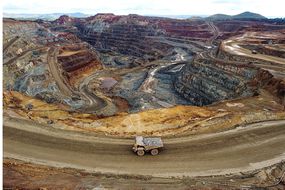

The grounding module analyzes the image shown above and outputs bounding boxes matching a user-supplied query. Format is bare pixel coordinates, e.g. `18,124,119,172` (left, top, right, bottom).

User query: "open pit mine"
3,13,285,189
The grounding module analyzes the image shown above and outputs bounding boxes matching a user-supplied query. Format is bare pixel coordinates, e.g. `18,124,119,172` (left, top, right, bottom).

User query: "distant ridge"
233,11,267,19
206,14,232,20
4,11,269,21
3,12,91,21
207,11,267,20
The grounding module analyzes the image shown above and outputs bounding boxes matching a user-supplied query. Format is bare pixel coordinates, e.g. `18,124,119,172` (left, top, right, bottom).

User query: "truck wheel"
151,149,159,156
137,150,145,156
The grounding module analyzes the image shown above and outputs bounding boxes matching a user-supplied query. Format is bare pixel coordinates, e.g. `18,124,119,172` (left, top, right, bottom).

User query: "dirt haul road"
3,117,285,178
222,34,285,65
47,47,74,97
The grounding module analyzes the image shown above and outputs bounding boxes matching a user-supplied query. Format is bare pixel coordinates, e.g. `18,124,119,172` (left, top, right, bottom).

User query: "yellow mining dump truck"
132,136,163,156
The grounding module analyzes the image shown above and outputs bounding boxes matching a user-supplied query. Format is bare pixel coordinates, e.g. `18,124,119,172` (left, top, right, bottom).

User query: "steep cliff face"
174,59,258,106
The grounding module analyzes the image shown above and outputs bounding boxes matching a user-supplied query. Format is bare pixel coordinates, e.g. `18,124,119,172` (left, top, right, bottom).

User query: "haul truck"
132,136,163,156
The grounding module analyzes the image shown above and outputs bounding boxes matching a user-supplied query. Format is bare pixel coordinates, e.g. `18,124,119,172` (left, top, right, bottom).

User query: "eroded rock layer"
58,50,98,72
174,59,258,106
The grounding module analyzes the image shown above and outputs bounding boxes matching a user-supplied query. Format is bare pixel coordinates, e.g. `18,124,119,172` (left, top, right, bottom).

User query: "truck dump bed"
135,136,163,147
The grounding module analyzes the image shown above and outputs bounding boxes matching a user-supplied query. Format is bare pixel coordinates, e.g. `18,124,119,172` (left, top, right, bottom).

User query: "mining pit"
3,14,285,189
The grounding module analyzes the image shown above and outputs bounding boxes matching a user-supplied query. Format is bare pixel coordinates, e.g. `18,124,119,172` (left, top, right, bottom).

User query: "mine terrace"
3,12,285,189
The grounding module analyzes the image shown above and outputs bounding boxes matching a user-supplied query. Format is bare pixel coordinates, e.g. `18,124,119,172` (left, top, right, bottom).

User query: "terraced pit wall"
58,50,98,72
217,50,285,105
174,59,261,106
77,23,172,61
74,14,214,62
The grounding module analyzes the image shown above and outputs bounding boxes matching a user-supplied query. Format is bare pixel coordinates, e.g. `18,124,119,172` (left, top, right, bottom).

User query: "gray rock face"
79,22,169,60
174,59,257,106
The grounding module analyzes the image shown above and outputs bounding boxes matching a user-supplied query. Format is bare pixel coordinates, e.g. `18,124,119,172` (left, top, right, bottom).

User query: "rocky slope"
71,14,212,62
174,58,260,106
58,49,100,73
